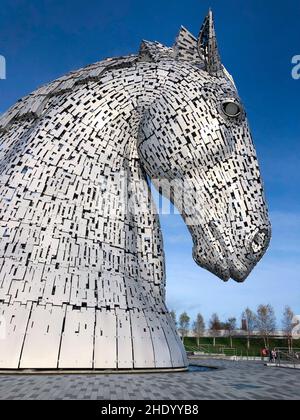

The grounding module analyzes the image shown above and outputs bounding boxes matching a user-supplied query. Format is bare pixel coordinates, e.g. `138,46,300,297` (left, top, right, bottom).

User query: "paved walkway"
0,359,299,400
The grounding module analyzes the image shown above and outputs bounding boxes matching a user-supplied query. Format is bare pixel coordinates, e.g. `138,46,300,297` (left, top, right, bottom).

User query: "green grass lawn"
184,336,300,357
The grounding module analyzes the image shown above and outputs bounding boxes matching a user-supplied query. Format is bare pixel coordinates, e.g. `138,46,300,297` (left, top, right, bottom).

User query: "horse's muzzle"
193,224,272,283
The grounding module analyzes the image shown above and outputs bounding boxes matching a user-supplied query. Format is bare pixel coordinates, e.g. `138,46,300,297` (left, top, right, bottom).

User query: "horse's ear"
197,9,223,74
173,26,199,62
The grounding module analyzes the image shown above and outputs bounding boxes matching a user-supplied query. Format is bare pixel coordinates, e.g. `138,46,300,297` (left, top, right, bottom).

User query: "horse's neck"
91,90,166,298
0,64,167,308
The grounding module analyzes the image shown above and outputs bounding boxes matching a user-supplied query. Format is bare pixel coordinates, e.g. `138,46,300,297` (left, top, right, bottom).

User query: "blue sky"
0,0,299,326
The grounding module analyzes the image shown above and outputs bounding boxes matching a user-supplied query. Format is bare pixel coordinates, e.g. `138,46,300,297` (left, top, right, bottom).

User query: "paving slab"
0,359,299,400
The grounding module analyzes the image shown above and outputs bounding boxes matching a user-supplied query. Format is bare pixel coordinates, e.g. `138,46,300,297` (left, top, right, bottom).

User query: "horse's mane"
0,28,207,134
0,41,183,133
0,55,135,133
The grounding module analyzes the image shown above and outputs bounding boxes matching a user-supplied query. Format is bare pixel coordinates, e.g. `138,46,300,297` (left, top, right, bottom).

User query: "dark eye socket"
222,101,241,118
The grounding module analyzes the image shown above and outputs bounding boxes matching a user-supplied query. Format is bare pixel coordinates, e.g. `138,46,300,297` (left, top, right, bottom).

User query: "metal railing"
186,344,266,361
274,348,300,369
186,344,238,357
186,343,300,365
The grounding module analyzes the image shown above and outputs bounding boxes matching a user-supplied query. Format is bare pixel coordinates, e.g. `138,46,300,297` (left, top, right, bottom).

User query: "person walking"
268,348,273,363
261,348,267,361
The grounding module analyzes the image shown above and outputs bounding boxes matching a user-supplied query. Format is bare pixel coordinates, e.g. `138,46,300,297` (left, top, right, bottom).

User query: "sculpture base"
0,367,188,375
0,303,187,370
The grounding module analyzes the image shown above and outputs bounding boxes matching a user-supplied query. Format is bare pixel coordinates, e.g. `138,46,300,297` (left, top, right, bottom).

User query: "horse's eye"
222,101,241,118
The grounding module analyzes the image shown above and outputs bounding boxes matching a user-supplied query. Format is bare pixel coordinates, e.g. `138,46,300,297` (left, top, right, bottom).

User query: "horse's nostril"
250,229,269,255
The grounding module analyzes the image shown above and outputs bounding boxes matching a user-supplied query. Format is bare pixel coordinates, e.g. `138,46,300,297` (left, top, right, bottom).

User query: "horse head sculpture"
138,11,271,283
0,11,270,370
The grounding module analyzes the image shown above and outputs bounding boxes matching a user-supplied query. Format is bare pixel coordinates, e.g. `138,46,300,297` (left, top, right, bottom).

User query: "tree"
224,318,237,348
209,313,222,347
256,304,276,348
178,312,190,344
242,308,257,350
193,313,205,348
282,306,296,352
170,310,177,327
